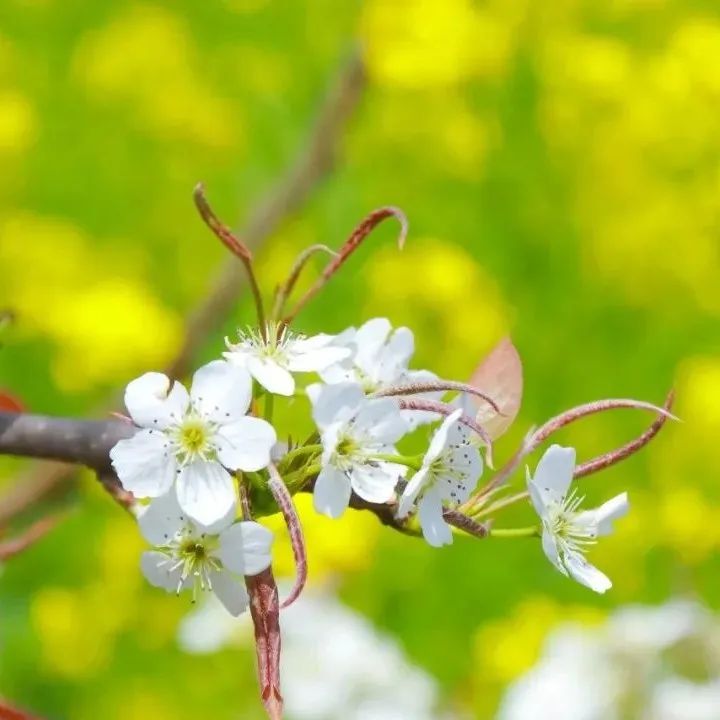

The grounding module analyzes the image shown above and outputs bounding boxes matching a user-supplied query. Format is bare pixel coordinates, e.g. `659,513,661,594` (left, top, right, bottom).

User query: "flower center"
546,490,596,555
162,531,222,599
181,423,208,452
172,415,215,464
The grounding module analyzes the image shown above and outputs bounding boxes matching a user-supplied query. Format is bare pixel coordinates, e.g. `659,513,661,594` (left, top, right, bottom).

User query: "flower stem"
368,453,422,471
470,491,530,518
490,526,540,538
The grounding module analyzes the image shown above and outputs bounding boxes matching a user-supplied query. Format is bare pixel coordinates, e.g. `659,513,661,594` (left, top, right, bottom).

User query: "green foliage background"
1,1,719,717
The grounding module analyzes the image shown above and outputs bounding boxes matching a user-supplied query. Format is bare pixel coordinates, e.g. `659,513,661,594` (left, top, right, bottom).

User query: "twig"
282,206,407,325
0,512,65,561
574,391,675,478
167,48,366,380
0,48,366,526
266,463,307,609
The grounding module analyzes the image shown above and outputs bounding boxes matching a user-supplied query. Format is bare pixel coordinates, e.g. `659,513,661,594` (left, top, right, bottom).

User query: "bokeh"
1,1,719,718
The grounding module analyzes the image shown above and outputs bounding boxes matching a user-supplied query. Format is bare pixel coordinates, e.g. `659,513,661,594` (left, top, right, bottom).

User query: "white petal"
577,492,629,537
437,447,482,503
418,488,452,547
216,416,276,471
527,466,547,518
176,461,237,526
247,356,295,396
110,429,176,498
540,528,564,574
349,463,397,503
124,372,189,429
313,465,352,518
397,468,428,518
210,570,249,616
317,362,358,385
217,521,273,576
288,343,352,372
141,550,182,591
354,398,408,444
137,492,185,545
375,327,414,384
529,444,576,508
190,361,252,422
423,410,462,465
384,326,414,365
563,551,612,593
446,415,473,447
311,382,364,428
354,318,391,372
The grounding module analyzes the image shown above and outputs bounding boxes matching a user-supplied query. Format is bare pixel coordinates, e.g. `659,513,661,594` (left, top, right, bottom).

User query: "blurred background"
0,0,719,718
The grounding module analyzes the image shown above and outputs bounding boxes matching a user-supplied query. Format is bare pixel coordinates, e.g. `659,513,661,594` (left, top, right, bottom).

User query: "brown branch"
0,512,65,561
0,48,366,526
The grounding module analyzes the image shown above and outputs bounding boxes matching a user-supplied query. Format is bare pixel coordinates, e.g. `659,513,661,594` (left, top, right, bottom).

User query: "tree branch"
0,49,366,526
0,413,132,470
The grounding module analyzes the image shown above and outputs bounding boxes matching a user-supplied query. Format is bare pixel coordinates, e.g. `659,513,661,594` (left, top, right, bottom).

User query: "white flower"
310,382,408,519
397,409,482,547
224,323,351,397
319,317,440,426
527,444,629,594
318,318,418,390
137,492,273,616
110,361,276,526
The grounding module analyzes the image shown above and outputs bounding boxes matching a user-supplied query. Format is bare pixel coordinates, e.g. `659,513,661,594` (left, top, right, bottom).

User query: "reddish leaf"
0,390,24,413
468,337,523,440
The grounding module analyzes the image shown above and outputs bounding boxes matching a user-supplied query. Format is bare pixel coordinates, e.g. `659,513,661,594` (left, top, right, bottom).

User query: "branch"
0,413,132,470
0,49,366,525
0,412,424,534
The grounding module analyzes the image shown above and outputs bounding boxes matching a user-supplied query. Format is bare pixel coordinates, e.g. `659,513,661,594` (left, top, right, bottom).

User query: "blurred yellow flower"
0,91,36,154
363,239,511,379
262,493,381,581
362,0,516,87
0,212,182,391
472,596,603,712
72,5,241,149
31,587,114,679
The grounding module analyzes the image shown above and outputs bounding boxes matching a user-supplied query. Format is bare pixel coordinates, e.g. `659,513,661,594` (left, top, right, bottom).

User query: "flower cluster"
106,194,673,718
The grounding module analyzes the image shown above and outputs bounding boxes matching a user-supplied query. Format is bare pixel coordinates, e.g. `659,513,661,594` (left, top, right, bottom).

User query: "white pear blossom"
310,382,408,519
224,322,351,397
319,317,440,426
318,318,419,390
527,444,629,593
137,492,273,616
397,409,482,547
110,361,276,526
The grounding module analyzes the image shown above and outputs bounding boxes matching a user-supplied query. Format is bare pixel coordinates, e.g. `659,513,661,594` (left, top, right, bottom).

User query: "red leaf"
468,337,523,440
0,390,24,413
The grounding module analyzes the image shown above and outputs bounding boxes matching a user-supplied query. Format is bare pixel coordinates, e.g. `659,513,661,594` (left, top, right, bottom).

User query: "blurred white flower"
527,444,629,593
499,600,720,720
224,323,350,396
178,588,448,720
397,408,482,547
310,382,408,518
138,492,272,616
110,361,277,526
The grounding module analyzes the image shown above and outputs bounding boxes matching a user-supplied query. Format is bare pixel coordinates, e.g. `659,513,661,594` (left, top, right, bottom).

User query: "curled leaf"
468,337,523,440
